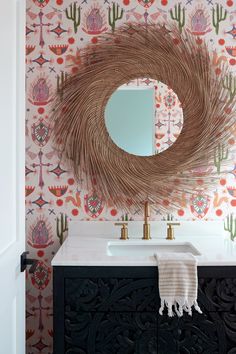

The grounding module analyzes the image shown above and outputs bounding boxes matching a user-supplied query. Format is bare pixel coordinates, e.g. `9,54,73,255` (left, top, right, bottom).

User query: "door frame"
17,0,26,351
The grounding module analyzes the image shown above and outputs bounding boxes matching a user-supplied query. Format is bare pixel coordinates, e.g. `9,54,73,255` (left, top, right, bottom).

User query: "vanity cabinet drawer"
198,277,236,313
65,277,159,312
65,311,157,354
64,276,236,314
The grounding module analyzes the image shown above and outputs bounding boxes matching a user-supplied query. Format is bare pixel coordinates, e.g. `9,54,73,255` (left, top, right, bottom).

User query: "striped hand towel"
154,252,202,317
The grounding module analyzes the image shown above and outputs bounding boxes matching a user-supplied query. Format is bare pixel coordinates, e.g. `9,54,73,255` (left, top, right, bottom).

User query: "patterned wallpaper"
26,0,236,352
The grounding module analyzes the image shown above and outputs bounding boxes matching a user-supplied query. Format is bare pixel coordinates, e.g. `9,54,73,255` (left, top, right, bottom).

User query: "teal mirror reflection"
105,80,183,157
105,86,155,156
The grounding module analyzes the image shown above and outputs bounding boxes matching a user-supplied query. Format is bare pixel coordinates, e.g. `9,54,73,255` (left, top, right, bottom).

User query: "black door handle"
20,251,38,274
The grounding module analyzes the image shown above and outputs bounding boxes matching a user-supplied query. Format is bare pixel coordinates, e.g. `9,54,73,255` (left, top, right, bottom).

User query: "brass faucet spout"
144,201,150,223
143,201,151,240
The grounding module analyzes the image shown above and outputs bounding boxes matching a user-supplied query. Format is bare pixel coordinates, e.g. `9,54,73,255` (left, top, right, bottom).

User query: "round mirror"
105,78,183,156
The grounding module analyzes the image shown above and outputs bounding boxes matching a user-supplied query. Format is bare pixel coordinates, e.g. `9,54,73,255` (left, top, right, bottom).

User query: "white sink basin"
107,240,201,257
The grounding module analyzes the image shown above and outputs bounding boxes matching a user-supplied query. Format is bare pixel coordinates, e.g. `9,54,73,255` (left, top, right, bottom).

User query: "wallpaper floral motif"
26,0,236,352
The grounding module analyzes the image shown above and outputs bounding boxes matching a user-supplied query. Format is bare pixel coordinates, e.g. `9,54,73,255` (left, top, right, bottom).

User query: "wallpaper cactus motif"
26,0,236,352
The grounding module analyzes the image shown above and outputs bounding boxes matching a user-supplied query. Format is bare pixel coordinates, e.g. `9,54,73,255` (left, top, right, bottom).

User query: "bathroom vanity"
52,222,236,354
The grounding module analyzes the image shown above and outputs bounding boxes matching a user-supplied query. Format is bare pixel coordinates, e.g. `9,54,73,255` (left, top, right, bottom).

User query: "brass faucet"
115,223,129,240
143,201,151,240
166,222,180,240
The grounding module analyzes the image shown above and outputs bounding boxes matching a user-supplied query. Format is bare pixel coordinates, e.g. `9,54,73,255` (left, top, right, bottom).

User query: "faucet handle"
115,223,129,240
166,223,180,240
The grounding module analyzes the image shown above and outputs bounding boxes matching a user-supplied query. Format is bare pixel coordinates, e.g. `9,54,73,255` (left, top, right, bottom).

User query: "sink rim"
107,240,202,257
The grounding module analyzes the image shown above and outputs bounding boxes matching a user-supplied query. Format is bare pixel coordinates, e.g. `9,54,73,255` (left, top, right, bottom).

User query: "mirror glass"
105,78,183,156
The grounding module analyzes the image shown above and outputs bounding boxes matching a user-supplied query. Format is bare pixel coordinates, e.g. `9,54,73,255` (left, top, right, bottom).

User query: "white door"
0,1,26,353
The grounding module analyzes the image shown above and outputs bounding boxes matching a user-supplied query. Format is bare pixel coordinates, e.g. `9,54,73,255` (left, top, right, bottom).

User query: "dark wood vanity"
53,266,236,354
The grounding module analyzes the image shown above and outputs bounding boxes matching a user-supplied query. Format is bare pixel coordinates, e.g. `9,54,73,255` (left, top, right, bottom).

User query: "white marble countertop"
51,221,236,267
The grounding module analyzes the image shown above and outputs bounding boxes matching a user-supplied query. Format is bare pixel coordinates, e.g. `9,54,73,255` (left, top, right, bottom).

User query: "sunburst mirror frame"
52,24,235,211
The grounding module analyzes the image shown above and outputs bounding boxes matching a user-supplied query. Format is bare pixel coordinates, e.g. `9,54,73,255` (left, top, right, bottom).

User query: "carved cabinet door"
158,311,235,354
158,275,236,354
178,311,226,354
63,276,159,353
176,275,236,354
65,311,157,354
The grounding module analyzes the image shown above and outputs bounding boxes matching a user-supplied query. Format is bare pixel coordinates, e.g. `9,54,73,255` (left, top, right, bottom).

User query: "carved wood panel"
158,311,236,354
178,311,225,353
198,278,236,313
64,310,236,354
219,312,236,354
158,315,179,354
65,311,157,354
65,277,159,312
65,276,236,313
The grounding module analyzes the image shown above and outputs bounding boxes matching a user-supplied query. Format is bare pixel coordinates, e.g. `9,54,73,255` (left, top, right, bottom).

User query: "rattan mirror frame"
52,24,234,211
